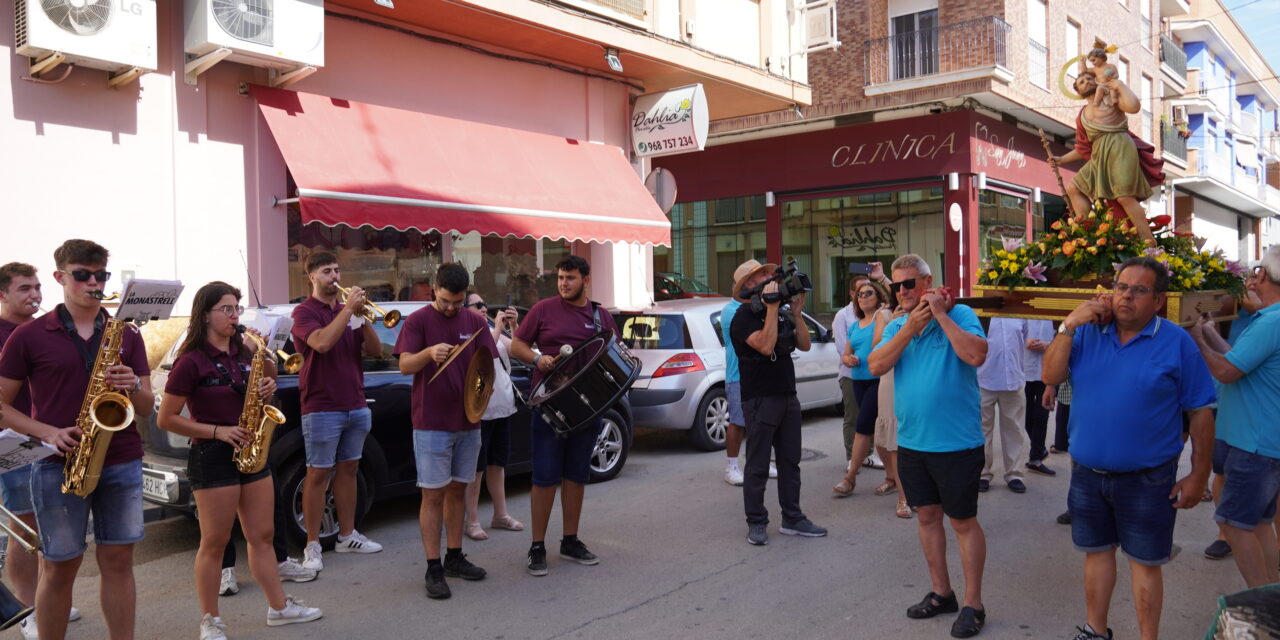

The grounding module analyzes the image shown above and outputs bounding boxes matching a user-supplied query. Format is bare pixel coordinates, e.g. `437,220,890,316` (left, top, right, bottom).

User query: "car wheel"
588,409,629,483
687,386,729,451
279,457,371,550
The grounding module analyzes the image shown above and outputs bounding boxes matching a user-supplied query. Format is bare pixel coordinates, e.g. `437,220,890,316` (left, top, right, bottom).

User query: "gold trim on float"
1027,297,1087,311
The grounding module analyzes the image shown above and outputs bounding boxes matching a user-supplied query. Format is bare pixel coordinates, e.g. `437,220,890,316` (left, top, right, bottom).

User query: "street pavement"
51,413,1241,640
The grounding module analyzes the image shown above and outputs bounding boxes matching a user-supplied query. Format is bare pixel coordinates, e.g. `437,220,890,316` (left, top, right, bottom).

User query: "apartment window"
1141,74,1153,140
1139,0,1151,49
890,9,939,80
1065,20,1081,82
1117,56,1129,88
1027,0,1048,88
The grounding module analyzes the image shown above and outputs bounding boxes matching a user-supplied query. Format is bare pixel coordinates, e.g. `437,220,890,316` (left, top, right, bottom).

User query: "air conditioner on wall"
185,0,324,72
15,0,158,79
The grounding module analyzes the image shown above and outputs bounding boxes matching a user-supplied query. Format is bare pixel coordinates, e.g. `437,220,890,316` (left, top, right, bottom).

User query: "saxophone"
233,326,286,474
62,315,136,497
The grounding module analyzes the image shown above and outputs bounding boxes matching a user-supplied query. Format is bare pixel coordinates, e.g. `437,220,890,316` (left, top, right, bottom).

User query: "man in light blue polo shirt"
869,254,989,639
1192,245,1280,588
721,295,746,486
1043,256,1216,640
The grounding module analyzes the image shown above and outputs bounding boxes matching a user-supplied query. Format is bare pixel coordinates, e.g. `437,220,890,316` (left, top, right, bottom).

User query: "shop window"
658,196,768,298
978,189,1028,266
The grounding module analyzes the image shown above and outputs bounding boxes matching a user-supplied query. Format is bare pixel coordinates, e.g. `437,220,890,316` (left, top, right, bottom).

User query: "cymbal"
427,331,482,385
464,345,495,424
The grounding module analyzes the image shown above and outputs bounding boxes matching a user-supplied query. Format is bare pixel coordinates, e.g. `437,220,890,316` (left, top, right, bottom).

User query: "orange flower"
1059,231,1068,240
1087,246,1099,255
1062,241,1076,256
1097,237,1107,247
1097,222,1111,234
1051,221,1063,231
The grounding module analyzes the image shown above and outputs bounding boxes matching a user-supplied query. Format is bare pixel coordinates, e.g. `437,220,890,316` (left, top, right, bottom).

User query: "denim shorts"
0,464,34,515
1068,457,1178,566
530,411,601,487
1212,438,1229,476
301,407,372,468
31,458,144,562
1214,445,1280,531
725,382,745,426
413,429,482,490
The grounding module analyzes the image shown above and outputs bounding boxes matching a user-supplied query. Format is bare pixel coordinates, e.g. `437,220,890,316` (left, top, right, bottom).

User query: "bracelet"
213,425,219,440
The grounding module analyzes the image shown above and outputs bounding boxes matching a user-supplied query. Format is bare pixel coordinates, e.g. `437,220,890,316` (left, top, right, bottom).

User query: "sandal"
490,514,525,531
874,480,898,496
896,500,913,519
832,479,854,498
464,521,488,541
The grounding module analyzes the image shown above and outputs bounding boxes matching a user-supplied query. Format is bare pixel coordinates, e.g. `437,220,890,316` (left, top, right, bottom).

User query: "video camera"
743,259,813,313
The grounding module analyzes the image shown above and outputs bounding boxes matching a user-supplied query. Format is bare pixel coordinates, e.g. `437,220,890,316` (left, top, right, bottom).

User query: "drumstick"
559,345,573,358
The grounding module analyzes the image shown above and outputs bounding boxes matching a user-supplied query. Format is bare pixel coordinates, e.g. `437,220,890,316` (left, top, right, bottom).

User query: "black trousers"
742,394,805,527
1053,402,1071,453
1023,381,1050,463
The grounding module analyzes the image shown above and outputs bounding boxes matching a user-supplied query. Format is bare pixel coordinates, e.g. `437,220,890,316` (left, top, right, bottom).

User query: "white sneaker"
334,530,383,554
724,467,744,486
218,568,239,596
18,617,38,640
301,541,323,571
863,451,885,469
68,607,80,622
768,462,778,479
199,613,227,640
266,596,322,627
277,557,318,583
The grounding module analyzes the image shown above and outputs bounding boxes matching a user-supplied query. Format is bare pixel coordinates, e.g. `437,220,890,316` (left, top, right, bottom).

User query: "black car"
141,302,633,548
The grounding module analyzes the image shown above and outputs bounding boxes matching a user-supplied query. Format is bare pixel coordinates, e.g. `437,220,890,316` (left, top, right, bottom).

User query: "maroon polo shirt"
514,296,619,390
165,342,251,443
291,297,366,414
0,318,32,416
393,305,496,431
0,305,149,466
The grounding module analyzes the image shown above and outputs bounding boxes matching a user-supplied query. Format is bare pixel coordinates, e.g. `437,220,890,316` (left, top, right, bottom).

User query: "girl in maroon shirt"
158,282,321,637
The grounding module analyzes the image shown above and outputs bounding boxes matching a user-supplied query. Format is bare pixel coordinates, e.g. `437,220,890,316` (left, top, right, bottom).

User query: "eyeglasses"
1112,282,1155,298
213,305,245,316
64,269,110,283
437,297,466,309
888,278,917,295
856,290,878,299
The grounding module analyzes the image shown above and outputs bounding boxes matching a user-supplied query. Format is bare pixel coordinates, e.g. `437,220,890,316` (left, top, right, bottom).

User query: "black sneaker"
527,546,548,576
746,523,768,546
950,606,985,638
560,538,599,565
443,553,487,581
779,518,828,537
424,566,451,599
1204,539,1232,560
1025,462,1057,476
1071,624,1113,640
906,591,958,619
978,479,990,493
1056,511,1072,525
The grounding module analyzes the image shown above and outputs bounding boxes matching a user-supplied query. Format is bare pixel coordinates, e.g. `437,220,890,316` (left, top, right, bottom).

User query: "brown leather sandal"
832,479,854,497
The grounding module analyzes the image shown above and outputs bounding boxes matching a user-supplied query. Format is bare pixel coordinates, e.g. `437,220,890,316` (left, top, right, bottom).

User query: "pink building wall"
2,2,637,309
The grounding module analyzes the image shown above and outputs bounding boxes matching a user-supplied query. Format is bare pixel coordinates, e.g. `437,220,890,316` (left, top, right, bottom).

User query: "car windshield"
662,273,715,294
612,314,690,350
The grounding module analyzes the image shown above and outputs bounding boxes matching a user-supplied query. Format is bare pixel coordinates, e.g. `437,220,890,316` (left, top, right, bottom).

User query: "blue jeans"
413,429,482,489
301,408,372,468
1214,444,1280,530
0,464,34,515
1068,457,1178,566
31,458,144,562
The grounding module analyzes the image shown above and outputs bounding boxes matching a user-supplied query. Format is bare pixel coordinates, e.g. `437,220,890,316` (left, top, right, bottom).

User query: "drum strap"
590,302,603,332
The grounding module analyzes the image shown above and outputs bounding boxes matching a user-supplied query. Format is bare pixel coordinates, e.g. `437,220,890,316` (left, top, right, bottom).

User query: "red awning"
252,85,670,246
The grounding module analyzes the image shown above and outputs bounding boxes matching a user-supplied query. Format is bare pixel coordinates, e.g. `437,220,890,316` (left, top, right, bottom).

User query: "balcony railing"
1160,34,1187,80
865,16,1011,86
1161,122,1187,161
1236,110,1260,138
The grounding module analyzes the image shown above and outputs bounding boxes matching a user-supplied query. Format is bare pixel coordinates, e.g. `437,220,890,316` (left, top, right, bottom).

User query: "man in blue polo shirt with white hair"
1191,244,1280,589
1043,256,1216,640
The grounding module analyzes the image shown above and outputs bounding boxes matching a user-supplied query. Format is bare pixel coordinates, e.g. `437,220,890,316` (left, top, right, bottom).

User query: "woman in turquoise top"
833,280,893,497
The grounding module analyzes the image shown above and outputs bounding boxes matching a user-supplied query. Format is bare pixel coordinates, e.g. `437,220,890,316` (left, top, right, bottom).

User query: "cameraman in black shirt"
728,259,828,546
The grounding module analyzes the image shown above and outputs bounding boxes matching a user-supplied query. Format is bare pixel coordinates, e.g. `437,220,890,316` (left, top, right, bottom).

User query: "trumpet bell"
90,392,134,432
0,581,32,631
277,351,302,374
381,309,402,328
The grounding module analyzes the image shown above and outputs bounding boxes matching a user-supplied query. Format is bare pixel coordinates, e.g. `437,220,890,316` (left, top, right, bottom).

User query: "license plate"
142,473,170,502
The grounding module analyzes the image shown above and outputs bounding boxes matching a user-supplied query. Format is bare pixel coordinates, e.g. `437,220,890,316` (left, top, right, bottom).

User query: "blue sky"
1229,0,1280,75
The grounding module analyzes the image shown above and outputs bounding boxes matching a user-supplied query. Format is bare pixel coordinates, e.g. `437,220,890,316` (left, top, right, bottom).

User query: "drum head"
464,345,495,424
528,332,610,406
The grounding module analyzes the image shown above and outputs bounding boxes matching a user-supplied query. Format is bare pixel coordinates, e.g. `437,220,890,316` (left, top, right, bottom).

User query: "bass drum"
528,331,640,437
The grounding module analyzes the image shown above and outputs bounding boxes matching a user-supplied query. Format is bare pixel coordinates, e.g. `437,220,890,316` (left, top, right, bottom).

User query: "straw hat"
732,259,778,299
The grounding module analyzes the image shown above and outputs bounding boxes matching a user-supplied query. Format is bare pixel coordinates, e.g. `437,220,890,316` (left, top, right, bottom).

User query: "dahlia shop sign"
631,84,709,158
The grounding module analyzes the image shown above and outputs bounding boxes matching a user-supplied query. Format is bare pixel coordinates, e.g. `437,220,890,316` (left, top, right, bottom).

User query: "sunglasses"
465,301,488,310
888,278,917,295
64,269,111,283
856,290,878,299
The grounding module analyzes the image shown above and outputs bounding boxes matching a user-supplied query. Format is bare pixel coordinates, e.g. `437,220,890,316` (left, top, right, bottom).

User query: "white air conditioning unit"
803,0,840,53
185,0,324,71
15,0,158,74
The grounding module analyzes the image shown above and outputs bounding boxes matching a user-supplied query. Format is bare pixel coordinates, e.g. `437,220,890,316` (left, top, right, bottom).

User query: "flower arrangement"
978,200,1246,296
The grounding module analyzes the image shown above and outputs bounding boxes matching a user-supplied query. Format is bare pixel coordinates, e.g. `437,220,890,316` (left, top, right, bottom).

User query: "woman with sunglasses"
832,281,900,506
158,282,321,639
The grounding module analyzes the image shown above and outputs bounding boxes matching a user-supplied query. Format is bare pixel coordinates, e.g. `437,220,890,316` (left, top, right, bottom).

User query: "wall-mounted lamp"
947,172,959,191
605,48,624,73
373,0,394,7
975,172,987,191
1033,187,1042,203
765,192,776,207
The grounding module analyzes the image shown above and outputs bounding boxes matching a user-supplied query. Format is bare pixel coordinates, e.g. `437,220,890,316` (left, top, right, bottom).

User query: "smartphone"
505,293,513,307
848,262,873,276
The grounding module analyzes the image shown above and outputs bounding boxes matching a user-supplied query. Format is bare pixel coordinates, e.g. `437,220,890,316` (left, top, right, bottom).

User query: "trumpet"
276,350,302,374
336,285,401,328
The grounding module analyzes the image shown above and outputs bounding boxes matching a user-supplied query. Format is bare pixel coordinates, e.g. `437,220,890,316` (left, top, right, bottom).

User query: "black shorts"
188,440,272,491
477,418,511,472
898,446,984,519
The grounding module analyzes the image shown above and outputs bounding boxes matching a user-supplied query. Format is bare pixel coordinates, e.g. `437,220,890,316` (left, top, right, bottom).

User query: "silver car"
613,298,842,451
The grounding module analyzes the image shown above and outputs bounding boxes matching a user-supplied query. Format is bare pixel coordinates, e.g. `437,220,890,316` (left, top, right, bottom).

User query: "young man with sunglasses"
291,252,385,573
869,254,989,638
0,240,153,640
1043,256,1215,640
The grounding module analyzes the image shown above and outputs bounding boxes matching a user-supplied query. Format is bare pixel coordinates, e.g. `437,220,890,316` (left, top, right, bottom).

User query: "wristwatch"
130,378,143,393
1056,323,1072,336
